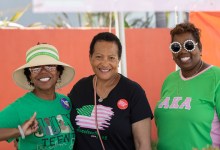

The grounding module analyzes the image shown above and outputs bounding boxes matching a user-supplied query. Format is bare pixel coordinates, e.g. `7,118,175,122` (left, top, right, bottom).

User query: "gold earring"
57,78,61,83
56,78,61,89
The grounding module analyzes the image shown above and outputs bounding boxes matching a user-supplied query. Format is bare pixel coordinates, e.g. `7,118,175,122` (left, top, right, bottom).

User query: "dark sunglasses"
169,40,198,53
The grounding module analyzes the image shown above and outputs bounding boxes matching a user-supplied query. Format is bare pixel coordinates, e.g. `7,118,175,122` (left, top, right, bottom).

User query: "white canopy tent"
32,0,220,76
33,0,220,12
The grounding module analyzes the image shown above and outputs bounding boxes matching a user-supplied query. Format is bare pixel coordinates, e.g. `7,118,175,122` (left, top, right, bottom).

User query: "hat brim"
13,55,75,90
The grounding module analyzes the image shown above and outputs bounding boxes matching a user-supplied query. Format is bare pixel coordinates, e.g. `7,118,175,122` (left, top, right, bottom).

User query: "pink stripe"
76,104,114,130
97,105,113,111
76,115,108,121
210,111,220,147
77,124,104,130
92,108,114,115
76,122,109,127
77,113,112,120
93,110,114,115
92,114,112,119
77,120,110,126
76,116,110,124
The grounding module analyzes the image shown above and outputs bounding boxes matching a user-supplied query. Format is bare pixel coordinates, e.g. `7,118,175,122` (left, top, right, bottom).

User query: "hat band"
26,50,59,63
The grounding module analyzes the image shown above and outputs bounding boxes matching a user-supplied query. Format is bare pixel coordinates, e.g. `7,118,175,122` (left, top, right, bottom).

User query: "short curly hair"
170,22,202,50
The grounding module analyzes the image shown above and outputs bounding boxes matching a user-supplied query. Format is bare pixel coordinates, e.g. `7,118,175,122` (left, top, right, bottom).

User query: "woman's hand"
0,112,38,141
21,112,38,136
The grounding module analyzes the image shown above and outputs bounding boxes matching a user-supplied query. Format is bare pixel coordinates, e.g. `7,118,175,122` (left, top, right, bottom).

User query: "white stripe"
48,126,54,135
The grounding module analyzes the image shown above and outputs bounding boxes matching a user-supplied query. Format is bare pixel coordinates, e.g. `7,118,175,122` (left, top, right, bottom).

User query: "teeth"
39,77,50,82
181,57,190,62
100,69,109,72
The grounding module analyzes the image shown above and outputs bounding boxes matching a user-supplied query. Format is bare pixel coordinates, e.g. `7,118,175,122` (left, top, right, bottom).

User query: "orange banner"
190,12,220,67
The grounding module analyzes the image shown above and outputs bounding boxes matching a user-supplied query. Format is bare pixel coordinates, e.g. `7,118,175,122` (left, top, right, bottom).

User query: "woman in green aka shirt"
0,43,75,150
155,22,220,150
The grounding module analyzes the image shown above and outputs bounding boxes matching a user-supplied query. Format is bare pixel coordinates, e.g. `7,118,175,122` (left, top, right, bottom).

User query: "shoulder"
68,75,94,95
56,93,70,99
119,74,144,91
13,92,31,103
207,66,220,82
163,70,179,82
201,65,220,79
74,75,94,87
166,70,179,78
209,66,220,73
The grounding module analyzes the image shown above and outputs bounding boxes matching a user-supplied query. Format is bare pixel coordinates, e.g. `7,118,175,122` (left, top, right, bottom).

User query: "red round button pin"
117,99,128,110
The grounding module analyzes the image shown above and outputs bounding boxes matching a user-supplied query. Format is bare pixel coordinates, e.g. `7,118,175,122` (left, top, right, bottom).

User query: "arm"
0,128,20,141
132,118,152,150
0,112,38,141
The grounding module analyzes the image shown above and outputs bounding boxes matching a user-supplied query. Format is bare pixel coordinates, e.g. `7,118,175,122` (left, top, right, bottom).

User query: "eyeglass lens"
184,41,194,51
170,42,181,53
29,65,57,74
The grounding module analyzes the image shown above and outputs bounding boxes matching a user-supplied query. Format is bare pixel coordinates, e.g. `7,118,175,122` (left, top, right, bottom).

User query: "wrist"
18,125,25,139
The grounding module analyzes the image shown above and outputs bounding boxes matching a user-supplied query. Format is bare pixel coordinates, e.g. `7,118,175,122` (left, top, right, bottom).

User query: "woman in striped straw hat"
0,43,75,150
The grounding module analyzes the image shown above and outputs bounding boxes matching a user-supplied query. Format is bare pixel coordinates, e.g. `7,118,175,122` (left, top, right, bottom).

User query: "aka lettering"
158,97,191,110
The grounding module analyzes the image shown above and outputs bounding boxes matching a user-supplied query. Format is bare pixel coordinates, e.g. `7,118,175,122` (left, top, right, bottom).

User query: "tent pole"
115,12,127,77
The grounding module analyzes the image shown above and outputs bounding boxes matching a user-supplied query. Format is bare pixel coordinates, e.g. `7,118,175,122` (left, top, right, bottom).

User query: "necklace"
177,61,204,96
94,74,119,102
182,61,204,78
98,97,104,102
191,61,204,77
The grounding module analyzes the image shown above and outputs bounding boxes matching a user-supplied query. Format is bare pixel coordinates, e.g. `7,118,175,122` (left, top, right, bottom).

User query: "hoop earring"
57,78,61,83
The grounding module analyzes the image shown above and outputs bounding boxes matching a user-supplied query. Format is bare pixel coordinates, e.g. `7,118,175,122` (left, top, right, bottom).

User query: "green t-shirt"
0,92,75,150
155,66,220,150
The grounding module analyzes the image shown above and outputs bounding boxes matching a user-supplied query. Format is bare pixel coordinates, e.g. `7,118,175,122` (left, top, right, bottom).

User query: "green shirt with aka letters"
155,66,220,150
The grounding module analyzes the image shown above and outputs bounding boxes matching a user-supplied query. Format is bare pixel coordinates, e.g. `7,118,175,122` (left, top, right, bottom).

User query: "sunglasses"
169,40,198,53
29,65,57,74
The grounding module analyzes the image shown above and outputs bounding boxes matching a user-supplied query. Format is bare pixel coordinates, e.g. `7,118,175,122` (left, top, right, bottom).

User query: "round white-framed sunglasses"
169,40,198,54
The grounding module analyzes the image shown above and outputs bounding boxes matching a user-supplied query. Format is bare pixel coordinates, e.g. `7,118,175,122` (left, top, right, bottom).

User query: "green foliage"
51,13,72,28
9,4,31,22
124,12,153,28
0,3,32,28
83,12,115,27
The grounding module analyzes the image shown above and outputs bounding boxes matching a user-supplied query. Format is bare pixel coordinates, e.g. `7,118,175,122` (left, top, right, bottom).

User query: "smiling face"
90,41,120,81
29,65,60,92
172,32,202,72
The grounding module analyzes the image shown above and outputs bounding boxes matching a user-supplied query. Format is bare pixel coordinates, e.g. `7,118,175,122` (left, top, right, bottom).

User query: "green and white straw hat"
13,44,75,90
